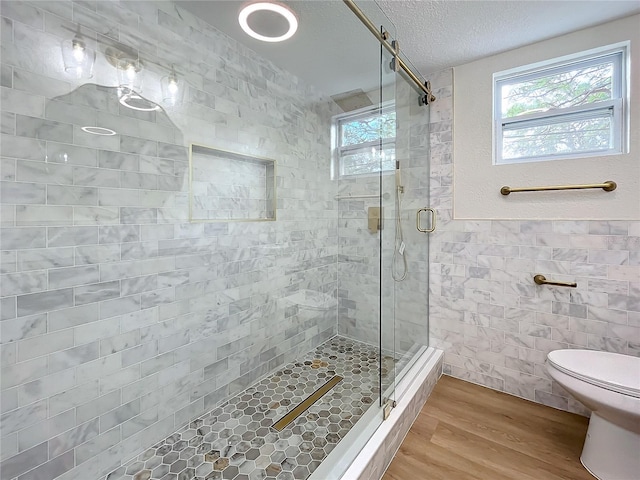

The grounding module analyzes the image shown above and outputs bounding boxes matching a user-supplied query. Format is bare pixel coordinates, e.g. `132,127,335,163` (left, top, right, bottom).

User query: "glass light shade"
61,37,95,79
160,71,184,107
116,59,144,93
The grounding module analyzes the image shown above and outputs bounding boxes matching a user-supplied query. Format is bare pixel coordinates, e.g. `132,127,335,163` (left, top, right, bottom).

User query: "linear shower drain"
272,375,343,431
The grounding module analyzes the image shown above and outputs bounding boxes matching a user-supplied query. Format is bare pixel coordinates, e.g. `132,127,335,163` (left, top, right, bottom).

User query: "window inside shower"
333,104,396,177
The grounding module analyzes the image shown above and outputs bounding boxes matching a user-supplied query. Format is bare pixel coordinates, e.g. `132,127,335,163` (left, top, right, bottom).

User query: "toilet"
546,349,640,480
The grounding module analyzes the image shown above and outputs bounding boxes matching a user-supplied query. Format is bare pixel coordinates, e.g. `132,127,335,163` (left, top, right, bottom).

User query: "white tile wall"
0,1,340,478
190,146,275,221
428,68,640,415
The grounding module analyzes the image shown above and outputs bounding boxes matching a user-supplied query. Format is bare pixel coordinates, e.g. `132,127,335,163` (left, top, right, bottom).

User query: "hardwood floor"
382,375,593,480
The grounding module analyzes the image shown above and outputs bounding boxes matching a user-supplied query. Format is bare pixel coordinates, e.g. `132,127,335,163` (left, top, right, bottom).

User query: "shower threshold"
104,336,396,480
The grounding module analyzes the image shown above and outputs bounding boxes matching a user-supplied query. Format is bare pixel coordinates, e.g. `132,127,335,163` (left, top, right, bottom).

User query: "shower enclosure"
0,2,437,480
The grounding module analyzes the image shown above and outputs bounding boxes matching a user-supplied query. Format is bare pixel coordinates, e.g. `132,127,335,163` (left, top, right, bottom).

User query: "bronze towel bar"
534,275,577,288
500,181,616,196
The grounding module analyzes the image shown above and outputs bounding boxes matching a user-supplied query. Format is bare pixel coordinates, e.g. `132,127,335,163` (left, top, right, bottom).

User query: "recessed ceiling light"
81,126,117,136
238,2,298,43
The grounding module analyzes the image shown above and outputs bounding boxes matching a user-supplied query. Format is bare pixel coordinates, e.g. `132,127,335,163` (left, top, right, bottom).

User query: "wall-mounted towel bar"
500,181,616,196
533,274,577,288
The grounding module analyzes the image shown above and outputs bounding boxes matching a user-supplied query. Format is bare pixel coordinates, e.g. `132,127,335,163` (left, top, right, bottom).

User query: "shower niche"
189,144,276,222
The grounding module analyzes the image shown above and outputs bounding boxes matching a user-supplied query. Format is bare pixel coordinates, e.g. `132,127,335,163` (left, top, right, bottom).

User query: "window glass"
341,148,396,176
493,45,626,164
340,112,395,146
501,60,614,118
335,107,396,176
503,115,613,160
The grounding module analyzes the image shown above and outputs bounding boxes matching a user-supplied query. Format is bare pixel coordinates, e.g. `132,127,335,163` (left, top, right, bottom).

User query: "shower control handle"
416,208,436,233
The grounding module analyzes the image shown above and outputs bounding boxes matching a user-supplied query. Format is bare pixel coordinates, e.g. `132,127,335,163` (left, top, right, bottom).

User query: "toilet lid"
547,349,640,398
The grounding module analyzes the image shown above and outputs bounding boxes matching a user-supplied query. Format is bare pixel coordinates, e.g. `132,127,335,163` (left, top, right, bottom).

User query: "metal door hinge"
383,399,397,420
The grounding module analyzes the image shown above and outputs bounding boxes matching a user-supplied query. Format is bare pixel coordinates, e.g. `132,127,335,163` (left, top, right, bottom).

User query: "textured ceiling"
378,0,640,74
179,0,640,96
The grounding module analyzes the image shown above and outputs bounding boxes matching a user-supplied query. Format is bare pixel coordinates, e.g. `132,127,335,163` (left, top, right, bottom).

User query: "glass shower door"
379,42,397,408
309,6,398,479
390,59,432,390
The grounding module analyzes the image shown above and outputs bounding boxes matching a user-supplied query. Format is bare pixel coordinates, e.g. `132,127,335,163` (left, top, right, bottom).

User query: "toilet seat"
547,350,640,399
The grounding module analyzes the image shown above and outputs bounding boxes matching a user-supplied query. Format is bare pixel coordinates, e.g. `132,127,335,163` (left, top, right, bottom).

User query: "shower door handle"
416,208,436,233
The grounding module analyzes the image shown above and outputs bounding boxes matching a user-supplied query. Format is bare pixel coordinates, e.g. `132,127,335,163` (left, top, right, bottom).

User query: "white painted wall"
453,15,640,220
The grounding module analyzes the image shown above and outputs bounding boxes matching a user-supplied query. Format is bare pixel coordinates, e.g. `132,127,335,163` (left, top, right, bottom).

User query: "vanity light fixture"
61,34,96,79
71,44,184,112
160,66,184,107
238,2,298,43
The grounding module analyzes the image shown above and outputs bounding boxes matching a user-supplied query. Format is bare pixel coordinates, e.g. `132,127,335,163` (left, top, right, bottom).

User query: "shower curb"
343,347,444,480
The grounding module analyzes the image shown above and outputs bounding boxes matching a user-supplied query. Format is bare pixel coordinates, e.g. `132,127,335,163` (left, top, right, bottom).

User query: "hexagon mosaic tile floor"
105,336,397,480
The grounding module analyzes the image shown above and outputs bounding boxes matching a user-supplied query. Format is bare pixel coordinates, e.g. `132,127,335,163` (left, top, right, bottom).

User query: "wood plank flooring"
382,375,593,480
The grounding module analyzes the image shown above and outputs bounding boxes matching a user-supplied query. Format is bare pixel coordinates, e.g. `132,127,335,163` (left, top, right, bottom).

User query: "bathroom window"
334,105,396,177
493,43,628,164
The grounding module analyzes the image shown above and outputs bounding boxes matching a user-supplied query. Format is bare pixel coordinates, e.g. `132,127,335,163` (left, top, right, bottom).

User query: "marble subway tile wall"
428,68,640,414
336,79,430,358
190,147,274,221
336,175,382,346
0,1,338,479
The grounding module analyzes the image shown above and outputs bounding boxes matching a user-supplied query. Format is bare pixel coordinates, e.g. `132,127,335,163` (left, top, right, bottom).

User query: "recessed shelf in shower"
189,143,276,222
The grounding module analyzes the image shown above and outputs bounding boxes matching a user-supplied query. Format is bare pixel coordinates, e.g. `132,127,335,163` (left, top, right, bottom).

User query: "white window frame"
493,42,628,165
332,102,396,178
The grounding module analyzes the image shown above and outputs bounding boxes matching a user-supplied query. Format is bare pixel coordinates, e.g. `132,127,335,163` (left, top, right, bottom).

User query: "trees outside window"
334,105,396,176
494,45,627,164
